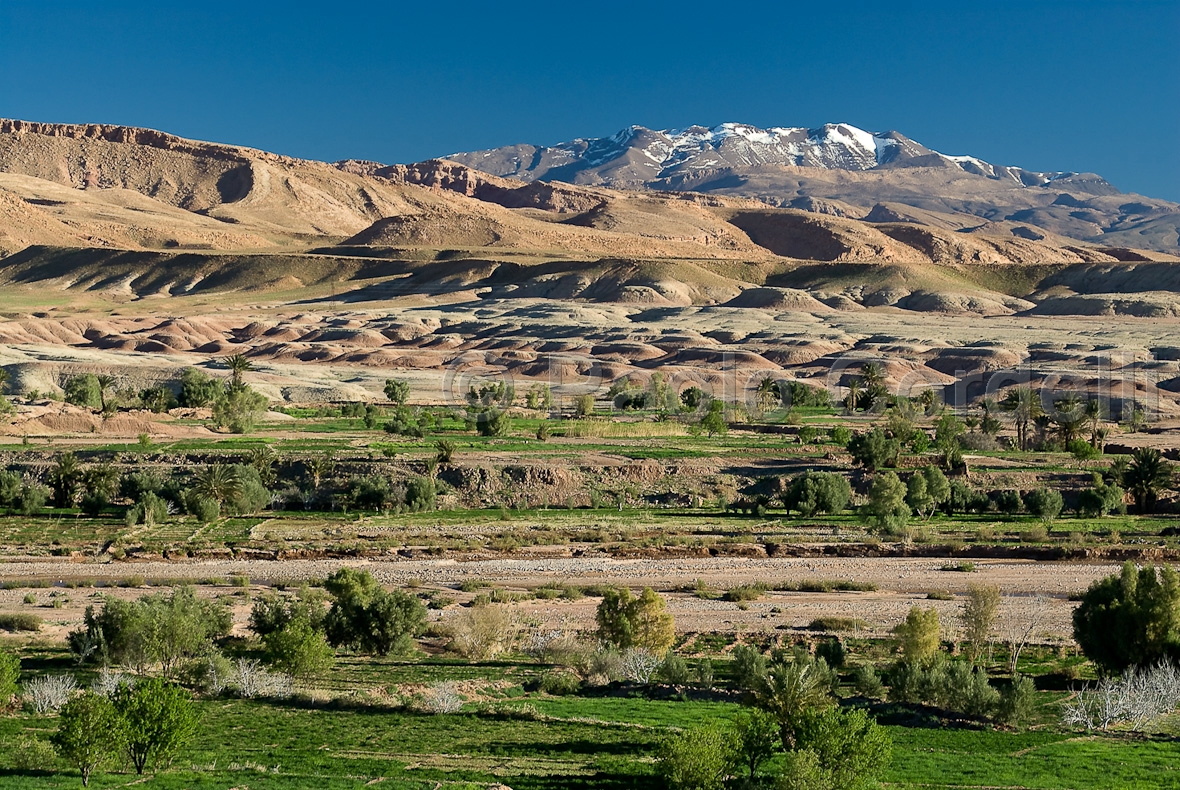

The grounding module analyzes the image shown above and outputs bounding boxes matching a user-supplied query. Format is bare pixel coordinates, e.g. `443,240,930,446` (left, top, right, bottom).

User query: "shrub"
993,489,1024,515
794,706,893,790
998,674,1037,728
0,612,43,632
595,587,674,653
1025,487,1064,523
420,681,463,714
178,368,222,408
658,653,691,685
446,604,515,660
724,583,768,602
815,638,846,669
323,568,426,656
575,393,596,417
63,374,102,409
68,587,230,676
783,471,851,517
263,617,334,681
25,674,77,713
404,475,436,512
732,644,768,691
538,670,581,696
848,427,900,471
1079,473,1127,517
853,663,884,699
656,725,734,790
894,606,940,666
0,649,21,701
233,658,292,699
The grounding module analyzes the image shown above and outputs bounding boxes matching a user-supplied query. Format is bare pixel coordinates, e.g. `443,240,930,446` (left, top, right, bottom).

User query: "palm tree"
1124,447,1174,513
1085,399,1107,449
1001,387,1042,451
192,464,242,506
917,388,938,414
0,368,9,395
95,374,117,412
225,354,252,389
754,659,834,750
1053,394,1087,446
305,453,335,492
845,379,863,413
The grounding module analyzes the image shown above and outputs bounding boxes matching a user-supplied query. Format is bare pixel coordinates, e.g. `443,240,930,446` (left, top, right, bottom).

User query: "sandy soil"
0,555,1115,643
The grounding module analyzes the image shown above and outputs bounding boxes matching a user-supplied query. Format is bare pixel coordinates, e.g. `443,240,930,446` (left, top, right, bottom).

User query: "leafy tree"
1078,473,1126,517
113,678,198,775
63,374,102,409
525,383,552,411
250,588,327,637
731,644,769,691
656,724,734,790
1124,447,1174,513
53,691,124,787
862,472,910,535
961,584,1000,666
178,368,221,408
783,472,850,517
1073,562,1180,674
894,606,940,666
733,708,779,780
847,428,900,471
922,465,950,512
1025,488,1063,523
139,385,177,413
472,407,511,437
212,385,268,433
993,489,1024,515
905,473,932,518
680,386,706,411
384,378,410,406
323,568,426,656
794,706,892,790
595,586,674,653
699,400,727,436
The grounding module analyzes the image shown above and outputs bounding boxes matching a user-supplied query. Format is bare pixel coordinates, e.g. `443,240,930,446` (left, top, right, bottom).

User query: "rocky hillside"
446,122,1180,255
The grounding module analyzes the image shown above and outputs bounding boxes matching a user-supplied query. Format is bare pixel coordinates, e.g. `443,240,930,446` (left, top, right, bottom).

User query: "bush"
794,706,892,790
658,653,691,685
63,374,102,409
732,644,768,691
404,475,436,512
815,638,846,669
1068,438,1101,460
1078,473,1126,517
24,674,77,713
893,606,940,666
446,604,515,660
0,649,19,701
783,472,851,517
178,368,221,408
68,587,230,676
0,612,43,632
323,568,426,656
538,670,581,696
656,725,734,790
998,674,1037,728
993,489,1024,515
848,428,900,471
853,663,884,699
595,587,674,653
1025,487,1064,523
263,617,334,681
420,681,464,714
212,385,268,434
575,393,596,417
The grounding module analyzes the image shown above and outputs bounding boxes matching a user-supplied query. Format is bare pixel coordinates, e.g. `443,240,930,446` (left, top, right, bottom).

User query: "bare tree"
620,648,661,685
1062,661,1180,731
1000,594,1051,675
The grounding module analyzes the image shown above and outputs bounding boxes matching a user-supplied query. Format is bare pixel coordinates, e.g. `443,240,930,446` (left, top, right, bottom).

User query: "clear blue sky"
1,1,1177,200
